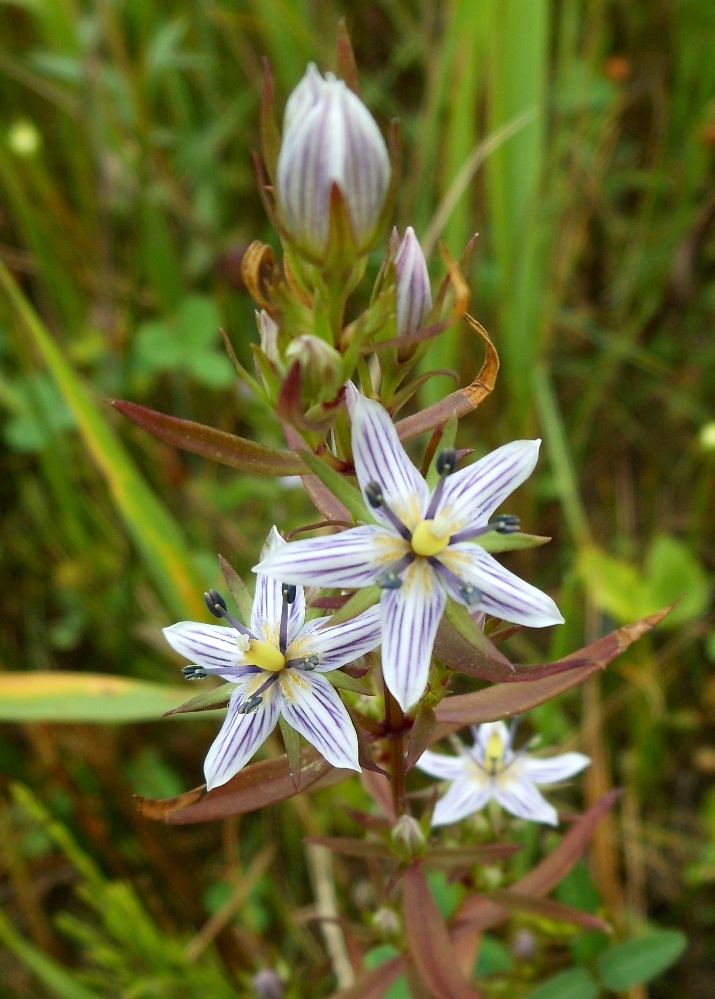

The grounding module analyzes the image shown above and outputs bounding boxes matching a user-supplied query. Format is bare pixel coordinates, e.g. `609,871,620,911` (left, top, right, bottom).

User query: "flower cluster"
162,60,588,831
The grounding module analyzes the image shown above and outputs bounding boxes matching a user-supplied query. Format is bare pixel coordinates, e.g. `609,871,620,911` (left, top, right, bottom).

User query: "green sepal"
325,671,373,696
299,450,374,524
477,532,551,553
443,598,510,666
219,328,267,402
278,716,303,789
325,585,381,627
165,683,233,716
218,555,254,624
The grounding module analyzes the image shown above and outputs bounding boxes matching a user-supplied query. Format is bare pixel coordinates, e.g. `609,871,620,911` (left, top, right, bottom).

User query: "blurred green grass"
1,1,714,996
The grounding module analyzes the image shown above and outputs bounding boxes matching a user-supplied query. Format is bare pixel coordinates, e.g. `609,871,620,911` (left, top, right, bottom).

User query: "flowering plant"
115,30,671,999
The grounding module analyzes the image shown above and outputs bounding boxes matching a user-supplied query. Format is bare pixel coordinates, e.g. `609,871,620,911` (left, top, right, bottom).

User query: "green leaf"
112,400,305,476
187,351,236,388
642,535,710,628
0,673,189,723
522,968,598,999
298,450,373,523
0,261,206,619
595,930,687,990
473,935,513,977
0,906,98,999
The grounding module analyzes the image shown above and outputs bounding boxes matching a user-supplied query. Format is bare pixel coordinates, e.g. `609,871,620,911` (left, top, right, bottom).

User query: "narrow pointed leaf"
0,673,188,723
403,864,482,999
482,890,610,932
522,968,599,999
477,532,550,553
284,426,352,521
219,327,266,399
453,789,622,934
299,450,374,524
0,262,205,619
442,599,513,668
112,400,305,476
422,844,522,869
434,608,670,733
303,836,392,860
595,931,687,990
138,748,349,823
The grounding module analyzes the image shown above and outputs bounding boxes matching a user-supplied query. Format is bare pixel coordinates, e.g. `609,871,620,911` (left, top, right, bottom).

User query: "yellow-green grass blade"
0,260,206,620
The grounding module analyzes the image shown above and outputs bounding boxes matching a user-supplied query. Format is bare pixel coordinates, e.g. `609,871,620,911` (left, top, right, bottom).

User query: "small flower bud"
256,310,280,365
284,335,343,403
252,968,285,999
394,227,432,336
390,814,426,860
371,906,402,940
277,64,390,262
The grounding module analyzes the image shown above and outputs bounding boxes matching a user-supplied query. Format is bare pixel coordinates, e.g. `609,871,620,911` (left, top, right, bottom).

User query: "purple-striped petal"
432,779,493,827
279,671,360,771
433,440,541,537
295,605,382,672
519,752,591,785
348,392,429,531
493,778,559,826
472,720,511,762
254,525,399,589
439,545,564,627
204,682,281,790
163,621,245,679
415,749,468,781
251,528,305,645
380,560,447,710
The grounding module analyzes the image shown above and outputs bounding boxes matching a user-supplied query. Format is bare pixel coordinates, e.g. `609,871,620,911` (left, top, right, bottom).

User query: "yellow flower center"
411,519,451,557
245,639,286,673
485,731,505,776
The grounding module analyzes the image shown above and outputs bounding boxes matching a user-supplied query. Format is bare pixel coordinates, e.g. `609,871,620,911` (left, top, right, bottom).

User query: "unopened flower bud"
390,814,426,859
277,64,390,262
285,335,343,402
394,227,432,336
256,310,280,365
252,968,285,999
371,906,402,940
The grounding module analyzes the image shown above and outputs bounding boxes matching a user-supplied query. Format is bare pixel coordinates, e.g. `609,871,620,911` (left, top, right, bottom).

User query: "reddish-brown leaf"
453,789,622,935
476,889,610,932
433,608,670,738
137,749,349,823
422,843,522,870
403,864,482,999
406,705,437,772
303,836,392,860
112,400,304,476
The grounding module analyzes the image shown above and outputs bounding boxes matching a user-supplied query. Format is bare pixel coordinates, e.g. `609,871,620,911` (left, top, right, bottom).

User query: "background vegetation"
1,0,713,995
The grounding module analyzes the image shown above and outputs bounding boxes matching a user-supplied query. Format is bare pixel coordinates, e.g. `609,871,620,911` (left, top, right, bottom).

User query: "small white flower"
394,226,432,336
164,528,382,790
255,388,564,711
277,64,390,259
417,721,591,827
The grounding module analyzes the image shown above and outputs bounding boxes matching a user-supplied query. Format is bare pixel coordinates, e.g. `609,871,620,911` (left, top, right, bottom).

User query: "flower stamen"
425,448,458,519
203,589,252,636
365,481,412,540
279,583,296,654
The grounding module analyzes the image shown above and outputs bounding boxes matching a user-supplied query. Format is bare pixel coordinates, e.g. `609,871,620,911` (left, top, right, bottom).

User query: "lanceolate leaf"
477,532,550,554
403,863,482,999
433,607,670,735
164,683,233,716
112,400,305,476
218,555,254,624
138,748,349,823
422,844,522,869
453,789,622,934
0,262,205,619
481,890,610,932
299,450,373,524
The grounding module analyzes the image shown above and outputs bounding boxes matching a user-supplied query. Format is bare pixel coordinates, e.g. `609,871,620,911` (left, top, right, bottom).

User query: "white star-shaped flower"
164,528,382,790
255,388,564,711
417,721,591,827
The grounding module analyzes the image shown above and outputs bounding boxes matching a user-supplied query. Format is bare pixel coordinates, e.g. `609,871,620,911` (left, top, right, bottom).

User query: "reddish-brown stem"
383,679,407,817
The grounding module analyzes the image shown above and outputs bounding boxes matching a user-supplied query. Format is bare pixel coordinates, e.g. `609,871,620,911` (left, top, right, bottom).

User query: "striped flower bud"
394,227,432,337
277,65,390,262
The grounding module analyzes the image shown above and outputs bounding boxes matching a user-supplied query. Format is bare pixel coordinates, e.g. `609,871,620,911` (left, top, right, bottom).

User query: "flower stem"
383,679,407,817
